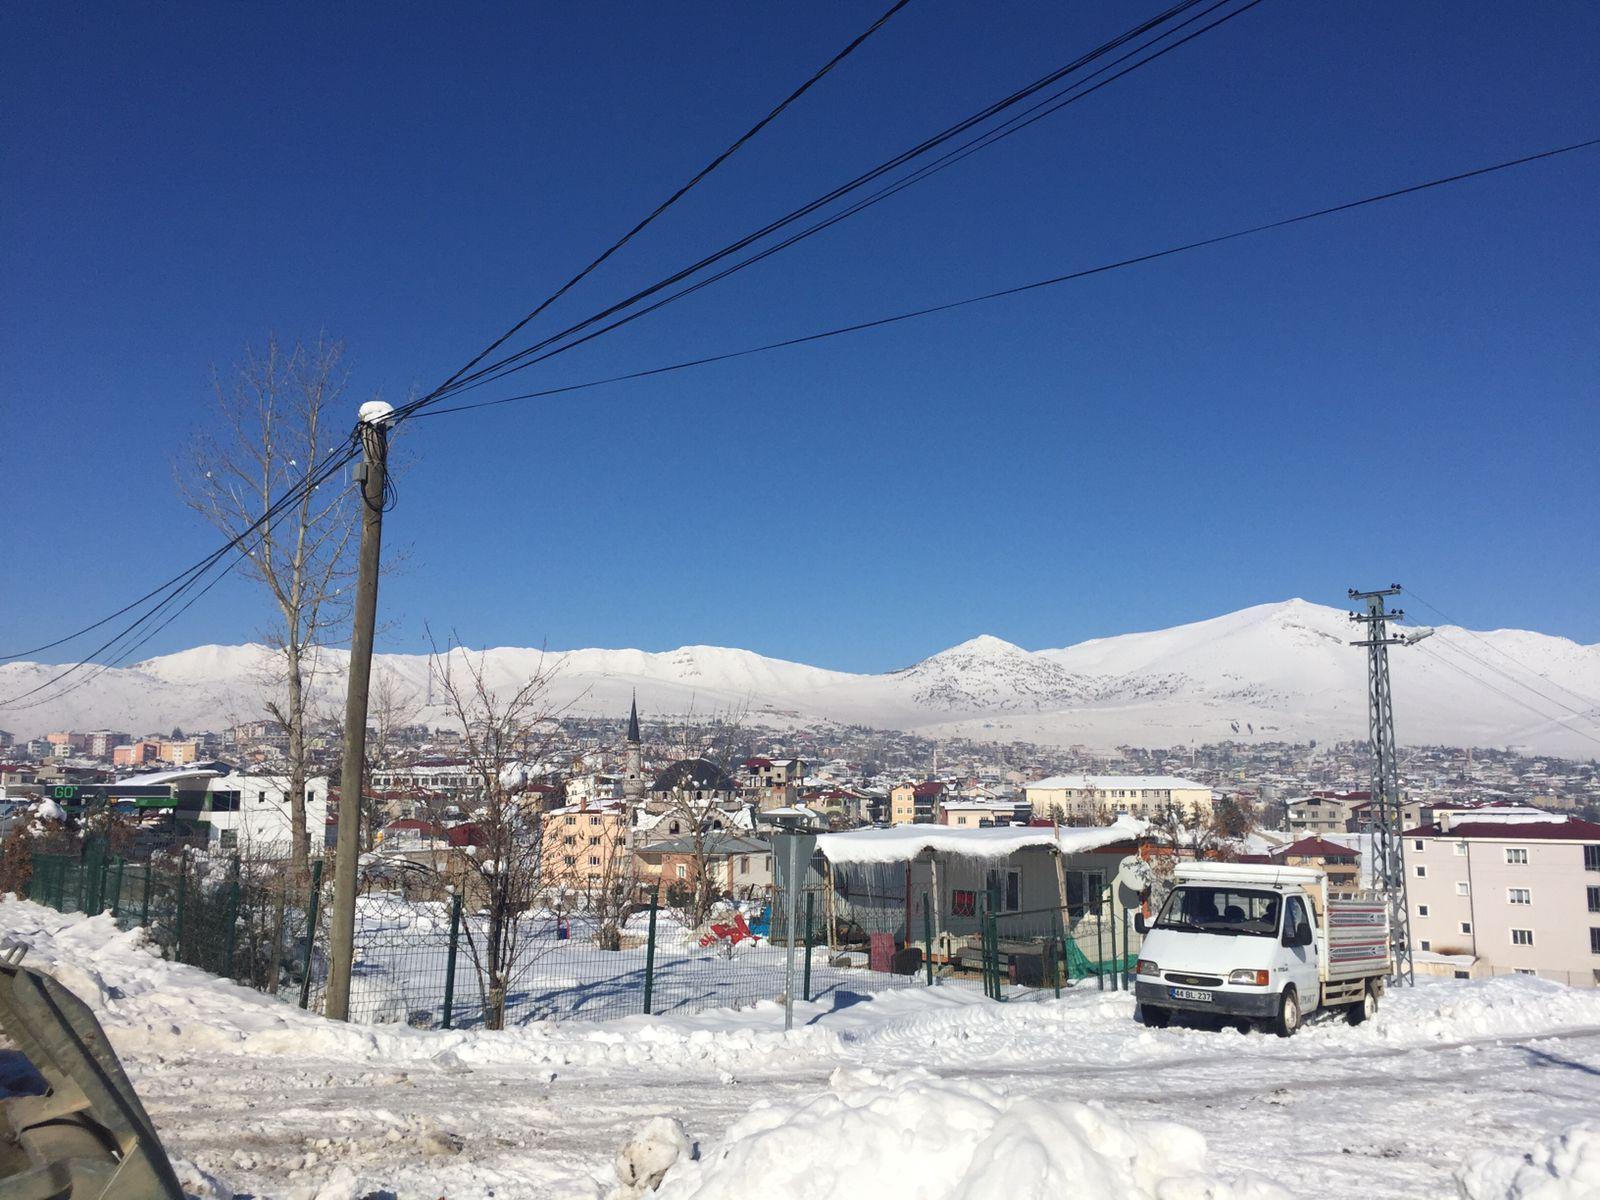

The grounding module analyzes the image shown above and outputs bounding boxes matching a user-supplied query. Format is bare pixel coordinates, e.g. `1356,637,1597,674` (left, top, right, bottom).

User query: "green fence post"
1051,908,1065,999
174,859,188,962
1121,907,1131,990
1108,894,1121,992
299,860,324,1010
110,857,126,919
642,887,660,1016
441,892,462,1029
923,895,934,986
1096,903,1105,992
140,862,152,927
803,891,814,1003
222,857,241,978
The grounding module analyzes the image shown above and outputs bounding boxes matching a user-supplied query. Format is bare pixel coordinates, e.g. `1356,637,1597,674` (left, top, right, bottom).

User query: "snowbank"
651,1067,1289,1199
0,898,845,1074
1458,1123,1600,1199
815,815,1145,864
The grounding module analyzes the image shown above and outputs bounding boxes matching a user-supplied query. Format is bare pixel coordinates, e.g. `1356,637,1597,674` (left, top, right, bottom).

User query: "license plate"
1170,987,1213,1002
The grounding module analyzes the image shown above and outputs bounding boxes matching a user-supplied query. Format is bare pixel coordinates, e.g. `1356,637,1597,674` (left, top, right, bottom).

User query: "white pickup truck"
1133,862,1390,1036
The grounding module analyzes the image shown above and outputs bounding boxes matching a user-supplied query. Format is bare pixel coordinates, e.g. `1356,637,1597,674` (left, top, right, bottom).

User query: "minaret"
623,692,645,803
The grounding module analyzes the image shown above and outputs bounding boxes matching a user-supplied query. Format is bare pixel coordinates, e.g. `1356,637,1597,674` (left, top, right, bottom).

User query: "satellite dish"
1114,855,1148,907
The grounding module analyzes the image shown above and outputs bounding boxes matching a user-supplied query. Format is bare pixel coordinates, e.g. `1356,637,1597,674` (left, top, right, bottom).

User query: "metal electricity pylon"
1348,585,1431,987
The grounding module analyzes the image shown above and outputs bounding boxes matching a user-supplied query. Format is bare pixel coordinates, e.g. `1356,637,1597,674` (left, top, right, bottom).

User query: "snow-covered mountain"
3,599,1597,757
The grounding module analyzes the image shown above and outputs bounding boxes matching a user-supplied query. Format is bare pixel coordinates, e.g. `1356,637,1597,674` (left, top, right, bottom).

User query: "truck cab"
1133,862,1387,1036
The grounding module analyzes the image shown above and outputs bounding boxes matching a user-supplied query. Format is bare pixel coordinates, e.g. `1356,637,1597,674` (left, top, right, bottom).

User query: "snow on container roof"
1025,774,1208,791
816,816,1145,865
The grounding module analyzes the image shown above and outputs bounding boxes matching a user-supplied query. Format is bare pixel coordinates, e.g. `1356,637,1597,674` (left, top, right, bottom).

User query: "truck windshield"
1155,886,1281,937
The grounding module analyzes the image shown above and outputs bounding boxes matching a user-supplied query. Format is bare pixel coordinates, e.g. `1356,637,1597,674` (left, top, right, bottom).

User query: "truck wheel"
1273,987,1301,1038
1138,1004,1170,1028
1346,982,1378,1026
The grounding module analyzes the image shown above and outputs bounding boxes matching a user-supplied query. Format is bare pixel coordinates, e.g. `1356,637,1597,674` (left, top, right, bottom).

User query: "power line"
389,0,1225,421
415,0,1262,412
416,136,1600,420
1404,588,1600,715
0,3,909,683
1413,639,1600,750
431,0,913,399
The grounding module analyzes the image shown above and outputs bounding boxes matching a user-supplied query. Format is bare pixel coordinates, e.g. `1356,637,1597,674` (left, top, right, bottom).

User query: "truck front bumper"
1135,979,1279,1020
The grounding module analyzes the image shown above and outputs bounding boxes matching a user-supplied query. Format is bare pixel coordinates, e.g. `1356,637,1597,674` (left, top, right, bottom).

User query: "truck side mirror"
1133,913,1147,935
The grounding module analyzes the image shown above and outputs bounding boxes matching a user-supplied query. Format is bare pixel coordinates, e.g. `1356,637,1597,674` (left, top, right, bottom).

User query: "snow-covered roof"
1026,775,1208,792
816,816,1145,865
112,766,224,787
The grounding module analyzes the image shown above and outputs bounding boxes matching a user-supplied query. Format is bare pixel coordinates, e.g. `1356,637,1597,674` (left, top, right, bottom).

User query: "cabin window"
983,867,1021,913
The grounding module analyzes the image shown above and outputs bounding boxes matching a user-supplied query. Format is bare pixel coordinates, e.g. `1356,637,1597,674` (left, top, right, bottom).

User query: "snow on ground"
4,897,1600,1198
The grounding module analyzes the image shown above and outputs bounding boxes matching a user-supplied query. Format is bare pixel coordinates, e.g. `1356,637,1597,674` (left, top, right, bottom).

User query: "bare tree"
177,334,357,878
430,639,564,1029
363,666,422,847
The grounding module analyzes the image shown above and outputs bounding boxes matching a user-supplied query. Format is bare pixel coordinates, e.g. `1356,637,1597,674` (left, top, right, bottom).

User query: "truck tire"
1346,981,1378,1026
1138,1004,1170,1028
1272,986,1301,1038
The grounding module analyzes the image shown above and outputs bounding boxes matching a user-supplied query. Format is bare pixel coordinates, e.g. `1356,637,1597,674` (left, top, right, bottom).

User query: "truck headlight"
1228,969,1269,986
1135,959,1160,977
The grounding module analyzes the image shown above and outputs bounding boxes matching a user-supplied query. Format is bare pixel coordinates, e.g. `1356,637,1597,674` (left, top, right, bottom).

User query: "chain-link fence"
26,845,1133,1025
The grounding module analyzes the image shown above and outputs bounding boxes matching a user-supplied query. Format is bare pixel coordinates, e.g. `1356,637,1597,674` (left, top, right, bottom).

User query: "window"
219,829,238,850
1456,882,1471,897
1505,847,1528,864
589,836,600,846
589,855,600,866
1586,845,1600,871
563,855,576,866
675,864,687,880
1413,839,1425,851
1511,928,1534,946
1454,970,1471,980
1414,865,1427,878
1418,904,1430,917
984,867,1022,913
1459,922,1472,935
1420,940,1431,951
1589,886,1600,914
1515,968,1536,976
1508,888,1531,905
1591,928,1600,955
1454,842,1468,856
564,815,575,825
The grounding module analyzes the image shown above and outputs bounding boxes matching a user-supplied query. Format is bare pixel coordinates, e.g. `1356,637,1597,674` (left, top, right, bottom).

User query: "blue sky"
3,1,1597,672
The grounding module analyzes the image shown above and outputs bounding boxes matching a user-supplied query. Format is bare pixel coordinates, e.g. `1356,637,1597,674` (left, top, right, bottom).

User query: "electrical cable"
388,0,1223,421
415,136,1600,420
413,0,1261,412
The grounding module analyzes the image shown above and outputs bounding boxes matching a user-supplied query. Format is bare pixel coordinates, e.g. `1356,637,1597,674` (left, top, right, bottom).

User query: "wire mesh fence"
25,845,1136,1025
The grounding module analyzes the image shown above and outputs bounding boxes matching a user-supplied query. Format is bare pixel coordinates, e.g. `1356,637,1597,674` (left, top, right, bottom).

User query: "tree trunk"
285,642,310,879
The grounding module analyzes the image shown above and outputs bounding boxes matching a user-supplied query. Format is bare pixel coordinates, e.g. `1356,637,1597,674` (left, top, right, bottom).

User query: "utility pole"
1348,585,1432,988
326,401,396,1020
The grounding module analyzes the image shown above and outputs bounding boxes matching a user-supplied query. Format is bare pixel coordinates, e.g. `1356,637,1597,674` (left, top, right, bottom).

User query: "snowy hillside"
2,598,1597,756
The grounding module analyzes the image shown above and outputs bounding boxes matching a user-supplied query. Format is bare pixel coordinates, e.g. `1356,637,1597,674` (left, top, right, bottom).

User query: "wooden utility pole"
325,402,394,1020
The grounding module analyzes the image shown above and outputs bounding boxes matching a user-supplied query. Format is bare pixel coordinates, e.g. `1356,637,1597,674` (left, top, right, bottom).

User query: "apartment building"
1406,810,1600,987
1024,775,1211,821
540,801,632,891
889,780,945,825
1286,790,1371,835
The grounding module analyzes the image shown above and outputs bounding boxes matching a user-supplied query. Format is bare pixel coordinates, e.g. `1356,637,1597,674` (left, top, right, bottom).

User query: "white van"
1133,862,1390,1037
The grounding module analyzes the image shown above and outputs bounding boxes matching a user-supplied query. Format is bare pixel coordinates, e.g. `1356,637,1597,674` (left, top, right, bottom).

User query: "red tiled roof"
1278,836,1357,858
1406,818,1600,841
913,781,946,798
446,823,488,848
